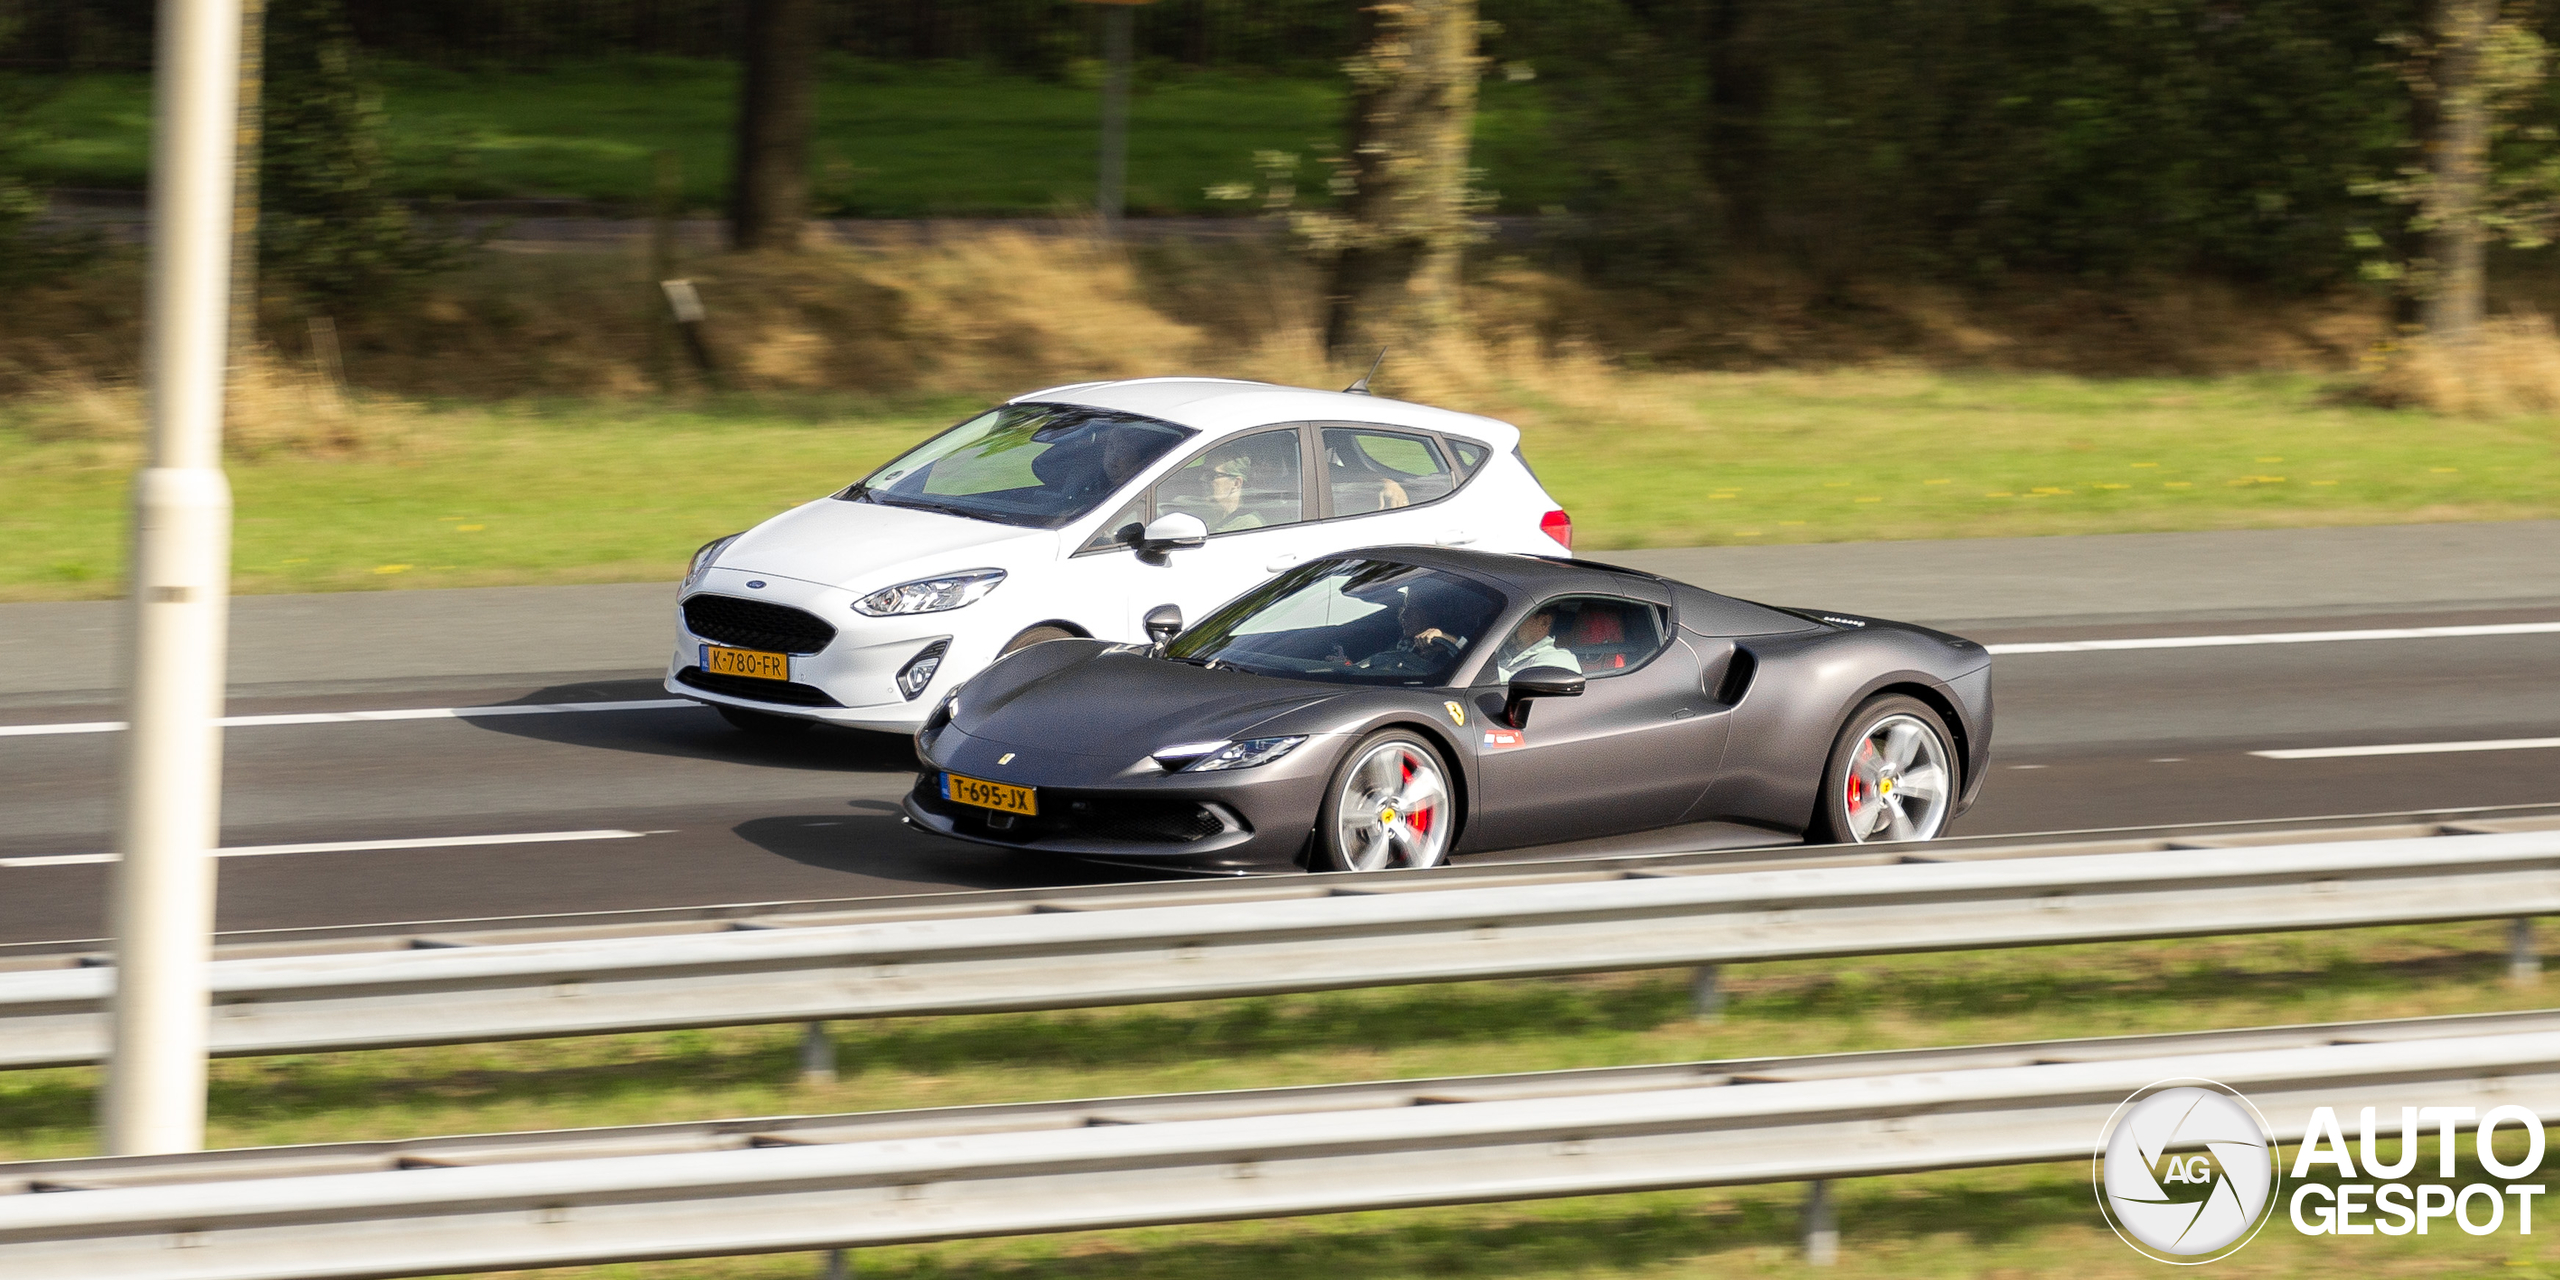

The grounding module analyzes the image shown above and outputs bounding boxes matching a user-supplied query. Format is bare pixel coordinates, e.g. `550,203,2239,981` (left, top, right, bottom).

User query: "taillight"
1540,509,1573,549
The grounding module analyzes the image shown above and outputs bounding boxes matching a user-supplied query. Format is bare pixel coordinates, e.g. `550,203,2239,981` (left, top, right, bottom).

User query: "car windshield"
1167,559,1508,686
842,403,1194,529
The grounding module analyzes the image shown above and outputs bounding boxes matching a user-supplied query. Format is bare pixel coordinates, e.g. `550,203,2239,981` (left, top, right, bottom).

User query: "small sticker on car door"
1480,728,1524,750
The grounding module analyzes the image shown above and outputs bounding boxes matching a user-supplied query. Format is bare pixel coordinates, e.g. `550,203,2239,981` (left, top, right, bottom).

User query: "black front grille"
912,776,1235,845
677,667,842,707
682,594,837,654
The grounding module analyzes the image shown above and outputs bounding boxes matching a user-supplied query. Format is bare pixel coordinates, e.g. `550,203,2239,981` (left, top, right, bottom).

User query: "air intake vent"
682,594,837,654
1713,647,1758,707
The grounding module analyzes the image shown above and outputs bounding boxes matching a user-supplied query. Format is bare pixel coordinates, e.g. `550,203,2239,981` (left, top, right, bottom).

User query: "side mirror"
1138,512,1208,559
1502,665,1583,729
1144,604,1184,652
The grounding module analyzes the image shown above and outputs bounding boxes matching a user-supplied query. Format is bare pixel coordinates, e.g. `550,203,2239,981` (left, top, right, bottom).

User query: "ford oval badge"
746,580,767,589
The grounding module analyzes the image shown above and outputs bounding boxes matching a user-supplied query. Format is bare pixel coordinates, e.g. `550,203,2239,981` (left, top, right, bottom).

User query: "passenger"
1209,457,1264,532
1494,607,1582,682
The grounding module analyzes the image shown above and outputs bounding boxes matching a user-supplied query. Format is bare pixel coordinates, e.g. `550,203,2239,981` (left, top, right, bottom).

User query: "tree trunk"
731,0,816,252
2422,0,2496,340
1321,0,1481,363
1704,0,1769,251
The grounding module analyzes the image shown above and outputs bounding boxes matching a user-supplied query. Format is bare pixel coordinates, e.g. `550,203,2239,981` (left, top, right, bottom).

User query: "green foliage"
259,0,464,308
0,75,96,285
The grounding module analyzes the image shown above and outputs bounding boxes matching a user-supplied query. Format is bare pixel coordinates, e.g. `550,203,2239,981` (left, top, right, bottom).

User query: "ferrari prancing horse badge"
1444,700,1466,727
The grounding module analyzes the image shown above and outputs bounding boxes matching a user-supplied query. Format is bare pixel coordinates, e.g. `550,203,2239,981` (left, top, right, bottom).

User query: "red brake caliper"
1846,742,1873,813
1402,756,1432,833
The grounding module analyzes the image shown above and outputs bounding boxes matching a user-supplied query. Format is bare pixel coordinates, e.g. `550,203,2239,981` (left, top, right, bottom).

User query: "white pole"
102,0,243,1157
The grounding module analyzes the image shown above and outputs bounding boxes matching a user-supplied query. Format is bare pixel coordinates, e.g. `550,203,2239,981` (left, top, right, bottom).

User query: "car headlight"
1171,735,1308,772
853,568,1007,617
686,533,742,587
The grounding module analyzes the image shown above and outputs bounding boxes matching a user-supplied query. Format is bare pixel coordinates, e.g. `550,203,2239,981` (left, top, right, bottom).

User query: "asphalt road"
5,522,2558,947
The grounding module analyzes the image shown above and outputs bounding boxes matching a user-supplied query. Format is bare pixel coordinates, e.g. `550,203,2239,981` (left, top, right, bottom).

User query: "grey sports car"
903,547,1992,872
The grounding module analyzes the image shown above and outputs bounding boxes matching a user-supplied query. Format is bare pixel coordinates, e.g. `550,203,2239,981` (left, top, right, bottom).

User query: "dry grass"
5,355,430,460
2353,312,2560,415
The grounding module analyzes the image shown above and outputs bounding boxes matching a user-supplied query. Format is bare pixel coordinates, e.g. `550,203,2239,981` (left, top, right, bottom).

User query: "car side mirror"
1137,512,1207,563
1503,665,1584,729
1144,604,1184,652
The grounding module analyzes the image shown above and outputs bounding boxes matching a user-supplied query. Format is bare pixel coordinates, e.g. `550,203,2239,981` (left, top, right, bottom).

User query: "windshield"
1167,559,1508,687
842,403,1194,529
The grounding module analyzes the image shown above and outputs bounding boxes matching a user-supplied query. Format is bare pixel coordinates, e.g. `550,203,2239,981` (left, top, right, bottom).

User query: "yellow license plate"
701,644,789,681
942,772,1037,816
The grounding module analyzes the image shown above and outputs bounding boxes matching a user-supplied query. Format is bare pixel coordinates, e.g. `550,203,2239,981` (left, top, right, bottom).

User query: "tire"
999,625,1078,656
717,703,814,736
1314,729,1457,872
1809,694,1957,844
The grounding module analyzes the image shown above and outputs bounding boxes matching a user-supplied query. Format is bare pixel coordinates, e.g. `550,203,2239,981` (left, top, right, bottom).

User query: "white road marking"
1988,620,2560,655
0,828,654,869
0,698,699,739
2253,737,2560,760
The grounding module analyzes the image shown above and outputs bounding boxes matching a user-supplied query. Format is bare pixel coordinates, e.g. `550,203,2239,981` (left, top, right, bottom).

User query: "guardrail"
2,820,2557,1069
7,1008,2560,1280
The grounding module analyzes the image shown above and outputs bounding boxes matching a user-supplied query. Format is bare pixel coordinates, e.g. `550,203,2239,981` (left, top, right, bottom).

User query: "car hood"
953,641,1344,758
716,497,1056,593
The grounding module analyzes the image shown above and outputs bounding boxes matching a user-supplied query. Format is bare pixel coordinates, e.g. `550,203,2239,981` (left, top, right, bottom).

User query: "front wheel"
1314,729,1457,872
1810,694,1956,844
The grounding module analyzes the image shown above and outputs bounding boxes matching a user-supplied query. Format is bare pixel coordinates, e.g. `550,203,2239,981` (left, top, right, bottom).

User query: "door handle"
1435,529,1476,546
1265,553,1303,572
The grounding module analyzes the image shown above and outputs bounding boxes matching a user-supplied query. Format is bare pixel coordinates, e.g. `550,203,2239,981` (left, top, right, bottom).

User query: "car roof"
1010,377,1521,449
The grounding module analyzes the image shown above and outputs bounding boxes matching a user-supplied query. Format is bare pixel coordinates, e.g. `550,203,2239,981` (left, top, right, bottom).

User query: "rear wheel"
1000,625,1078,656
1314,729,1456,872
716,704,813,736
1810,694,1956,844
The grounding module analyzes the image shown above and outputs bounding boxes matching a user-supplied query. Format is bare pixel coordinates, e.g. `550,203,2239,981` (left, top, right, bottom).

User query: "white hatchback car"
667,377,1574,734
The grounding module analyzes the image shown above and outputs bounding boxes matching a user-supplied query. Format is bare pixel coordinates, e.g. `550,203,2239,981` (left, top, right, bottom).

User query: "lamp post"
102,0,243,1156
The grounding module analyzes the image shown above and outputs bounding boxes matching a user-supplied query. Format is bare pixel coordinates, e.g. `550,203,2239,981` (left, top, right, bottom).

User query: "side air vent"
682,594,837,654
1712,647,1758,707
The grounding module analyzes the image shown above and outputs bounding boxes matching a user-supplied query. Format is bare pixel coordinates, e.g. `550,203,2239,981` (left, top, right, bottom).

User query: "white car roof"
1010,377,1520,450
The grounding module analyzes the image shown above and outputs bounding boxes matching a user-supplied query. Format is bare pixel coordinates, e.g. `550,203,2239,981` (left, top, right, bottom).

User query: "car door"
1459,593,1730,850
1101,426,1337,633
1314,425,1479,551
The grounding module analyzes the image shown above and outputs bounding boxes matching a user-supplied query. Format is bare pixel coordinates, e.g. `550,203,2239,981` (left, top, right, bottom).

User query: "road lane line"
0,698,700,739
1988,620,2560,654
0,828,653,868
2252,737,2560,760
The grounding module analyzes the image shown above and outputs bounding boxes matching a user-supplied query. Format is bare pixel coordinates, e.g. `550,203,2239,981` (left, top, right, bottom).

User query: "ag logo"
2094,1079,2278,1263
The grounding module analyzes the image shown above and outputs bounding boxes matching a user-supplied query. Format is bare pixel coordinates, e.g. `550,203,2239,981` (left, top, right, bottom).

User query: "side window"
1149,428,1305,536
1447,436,1489,477
1076,494,1150,554
1494,596,1669,682
1323,427,1454,515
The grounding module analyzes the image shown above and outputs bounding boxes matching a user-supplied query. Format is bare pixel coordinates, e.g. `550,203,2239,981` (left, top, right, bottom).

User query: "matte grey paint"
905,547,1993,870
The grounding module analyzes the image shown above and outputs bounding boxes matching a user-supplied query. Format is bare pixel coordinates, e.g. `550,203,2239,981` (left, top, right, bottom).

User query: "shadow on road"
732,811,1166,891
462,678,919,774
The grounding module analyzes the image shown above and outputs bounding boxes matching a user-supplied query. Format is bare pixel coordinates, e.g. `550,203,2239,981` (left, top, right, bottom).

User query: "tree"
1314,0,1485,362
731,0,817,251
2422,0,2499,339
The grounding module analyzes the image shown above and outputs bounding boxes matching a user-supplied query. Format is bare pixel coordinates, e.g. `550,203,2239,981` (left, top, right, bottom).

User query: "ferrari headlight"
685,533,741,587
1179,735,1307,772
853,568,1007,617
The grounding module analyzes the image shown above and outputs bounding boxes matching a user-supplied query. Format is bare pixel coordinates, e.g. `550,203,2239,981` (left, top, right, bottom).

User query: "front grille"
677,667,842,707
682,594,837,654
912,776,1236,845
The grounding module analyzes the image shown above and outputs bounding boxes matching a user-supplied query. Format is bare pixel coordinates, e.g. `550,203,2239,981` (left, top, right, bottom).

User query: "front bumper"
665,569,990,733
903,722,1341,872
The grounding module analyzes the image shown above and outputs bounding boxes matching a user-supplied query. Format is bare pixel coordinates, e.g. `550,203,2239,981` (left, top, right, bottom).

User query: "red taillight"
1540,509,1573,549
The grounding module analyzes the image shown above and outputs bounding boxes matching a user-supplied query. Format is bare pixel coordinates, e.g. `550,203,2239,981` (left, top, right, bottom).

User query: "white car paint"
665,377,1571,733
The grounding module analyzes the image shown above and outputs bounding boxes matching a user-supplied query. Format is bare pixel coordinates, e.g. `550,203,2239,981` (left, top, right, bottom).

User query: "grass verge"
5,371,2559,602
3,922,2556,1276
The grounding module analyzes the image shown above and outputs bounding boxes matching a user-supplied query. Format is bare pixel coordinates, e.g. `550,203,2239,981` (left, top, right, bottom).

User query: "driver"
1343,594,1467,672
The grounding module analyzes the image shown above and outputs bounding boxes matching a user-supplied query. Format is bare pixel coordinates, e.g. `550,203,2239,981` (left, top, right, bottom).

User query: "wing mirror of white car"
1136,512,1208,563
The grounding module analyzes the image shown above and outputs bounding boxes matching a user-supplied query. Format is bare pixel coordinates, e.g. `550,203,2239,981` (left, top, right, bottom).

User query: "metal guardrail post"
800,1021,837,1085
2513,918,2542,987
820,1247,849,1280
1691,965,1723,1022
1804,1179,1838,1265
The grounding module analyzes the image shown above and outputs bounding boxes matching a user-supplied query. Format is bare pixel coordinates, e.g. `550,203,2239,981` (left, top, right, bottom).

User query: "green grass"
5,922,2555,1277
9,57,1569,216
7,371,2559,602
